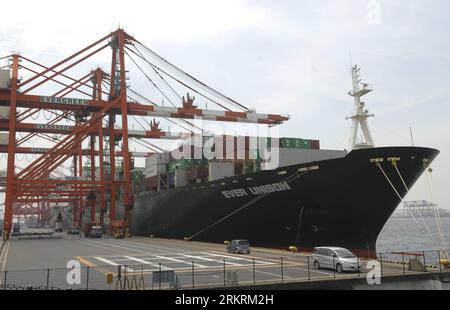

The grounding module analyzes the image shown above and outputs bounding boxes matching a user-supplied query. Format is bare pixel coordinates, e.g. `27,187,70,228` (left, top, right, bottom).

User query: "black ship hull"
131,146,439,257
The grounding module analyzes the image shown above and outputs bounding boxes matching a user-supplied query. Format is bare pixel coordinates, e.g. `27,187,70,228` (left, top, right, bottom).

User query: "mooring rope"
377,162,437,249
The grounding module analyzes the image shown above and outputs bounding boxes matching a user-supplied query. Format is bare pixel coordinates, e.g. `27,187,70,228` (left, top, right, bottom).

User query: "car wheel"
314,261,320,269
336,264,343,273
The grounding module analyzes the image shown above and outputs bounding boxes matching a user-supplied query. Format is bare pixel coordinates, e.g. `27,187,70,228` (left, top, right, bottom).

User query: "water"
377,217,450,253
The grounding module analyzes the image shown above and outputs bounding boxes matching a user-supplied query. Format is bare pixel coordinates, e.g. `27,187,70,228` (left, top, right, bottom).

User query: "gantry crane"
0,29,289,240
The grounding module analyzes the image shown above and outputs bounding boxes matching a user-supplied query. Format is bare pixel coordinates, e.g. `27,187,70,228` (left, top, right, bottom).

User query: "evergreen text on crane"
40,96,89,106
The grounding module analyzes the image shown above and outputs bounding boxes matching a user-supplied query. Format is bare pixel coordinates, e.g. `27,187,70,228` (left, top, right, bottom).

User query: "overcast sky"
0,0,449,211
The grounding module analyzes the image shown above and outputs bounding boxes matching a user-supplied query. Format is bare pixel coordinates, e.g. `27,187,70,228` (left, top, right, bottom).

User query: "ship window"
245,177,253,181
221,183,226,186
277,170,287,175
298,167,308,172
232,180,238,183
211,184,216,187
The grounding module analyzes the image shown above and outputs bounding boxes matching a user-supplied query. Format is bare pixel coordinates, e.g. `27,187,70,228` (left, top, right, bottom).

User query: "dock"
1,235,448,290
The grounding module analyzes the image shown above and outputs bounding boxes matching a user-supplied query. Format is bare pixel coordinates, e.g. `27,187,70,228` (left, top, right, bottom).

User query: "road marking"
179,253,243,266
252,268,295,279
205,252,272,265
284,265,333,276
153,254,207,268
100,239,188,253
94,256,134,272
123,256,170,270
83,239,151,254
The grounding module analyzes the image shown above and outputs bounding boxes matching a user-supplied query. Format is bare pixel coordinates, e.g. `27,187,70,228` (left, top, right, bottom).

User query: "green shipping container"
280,137,312,149
300,139,311,149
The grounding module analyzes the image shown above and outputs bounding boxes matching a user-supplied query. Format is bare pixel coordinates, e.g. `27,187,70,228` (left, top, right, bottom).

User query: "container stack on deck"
144,153,169,191
135,136,323,194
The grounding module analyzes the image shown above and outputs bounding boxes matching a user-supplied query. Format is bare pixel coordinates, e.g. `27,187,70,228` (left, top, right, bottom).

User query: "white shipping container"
0,70,9,89
175,167,188,187
144,164,167,178
145,152,169,168
0,133,9,145
0,107,10,119
261,149,347,170
208,161,234,181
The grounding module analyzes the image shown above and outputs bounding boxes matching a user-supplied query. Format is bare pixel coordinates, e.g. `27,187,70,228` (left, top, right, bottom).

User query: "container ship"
130,66,439,257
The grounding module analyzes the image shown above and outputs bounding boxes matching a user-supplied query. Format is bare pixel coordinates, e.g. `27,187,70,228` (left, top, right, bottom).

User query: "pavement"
0,234,429,290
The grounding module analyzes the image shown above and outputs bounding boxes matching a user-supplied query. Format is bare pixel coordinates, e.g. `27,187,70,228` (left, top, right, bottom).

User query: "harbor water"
377,217,450,253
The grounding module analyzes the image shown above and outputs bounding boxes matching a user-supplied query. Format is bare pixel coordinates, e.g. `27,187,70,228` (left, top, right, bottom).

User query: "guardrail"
0,250,449,290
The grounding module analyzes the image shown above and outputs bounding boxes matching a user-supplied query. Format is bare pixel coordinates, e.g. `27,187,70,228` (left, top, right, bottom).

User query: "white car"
312,247,361,273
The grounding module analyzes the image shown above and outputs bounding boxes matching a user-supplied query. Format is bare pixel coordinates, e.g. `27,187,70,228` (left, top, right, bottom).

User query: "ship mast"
347,65,375,149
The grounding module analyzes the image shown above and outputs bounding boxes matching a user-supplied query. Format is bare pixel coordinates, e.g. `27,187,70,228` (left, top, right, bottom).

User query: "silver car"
227,239,251,254
312,247,361,273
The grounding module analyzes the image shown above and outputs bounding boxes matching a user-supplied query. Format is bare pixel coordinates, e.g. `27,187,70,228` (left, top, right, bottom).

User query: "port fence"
1,250,449,290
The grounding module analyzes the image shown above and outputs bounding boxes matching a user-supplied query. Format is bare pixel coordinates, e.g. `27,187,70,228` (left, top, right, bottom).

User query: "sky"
0,0,449,212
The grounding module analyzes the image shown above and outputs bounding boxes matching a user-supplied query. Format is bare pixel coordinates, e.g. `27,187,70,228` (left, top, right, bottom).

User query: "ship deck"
0,235,444,290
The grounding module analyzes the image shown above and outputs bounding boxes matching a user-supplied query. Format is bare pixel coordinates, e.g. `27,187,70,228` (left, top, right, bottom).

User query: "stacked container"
144,152,169,191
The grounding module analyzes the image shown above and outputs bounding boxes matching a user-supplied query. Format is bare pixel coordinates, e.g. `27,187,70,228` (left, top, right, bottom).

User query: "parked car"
227,239,251,254
312,247,361,273
88,226,103,238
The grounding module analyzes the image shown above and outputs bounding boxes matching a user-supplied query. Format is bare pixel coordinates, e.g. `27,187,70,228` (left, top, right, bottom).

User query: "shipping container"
145,152,169,167
209,161,234,181
261,149,347,170
144,175,159,191
169,145,204,161
300,139,311,149
144,164,167,178
169,159,208,173
0,70,9,89
187,166,209,181
234,162,244,176
310,140,320,150
175,167,188,187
